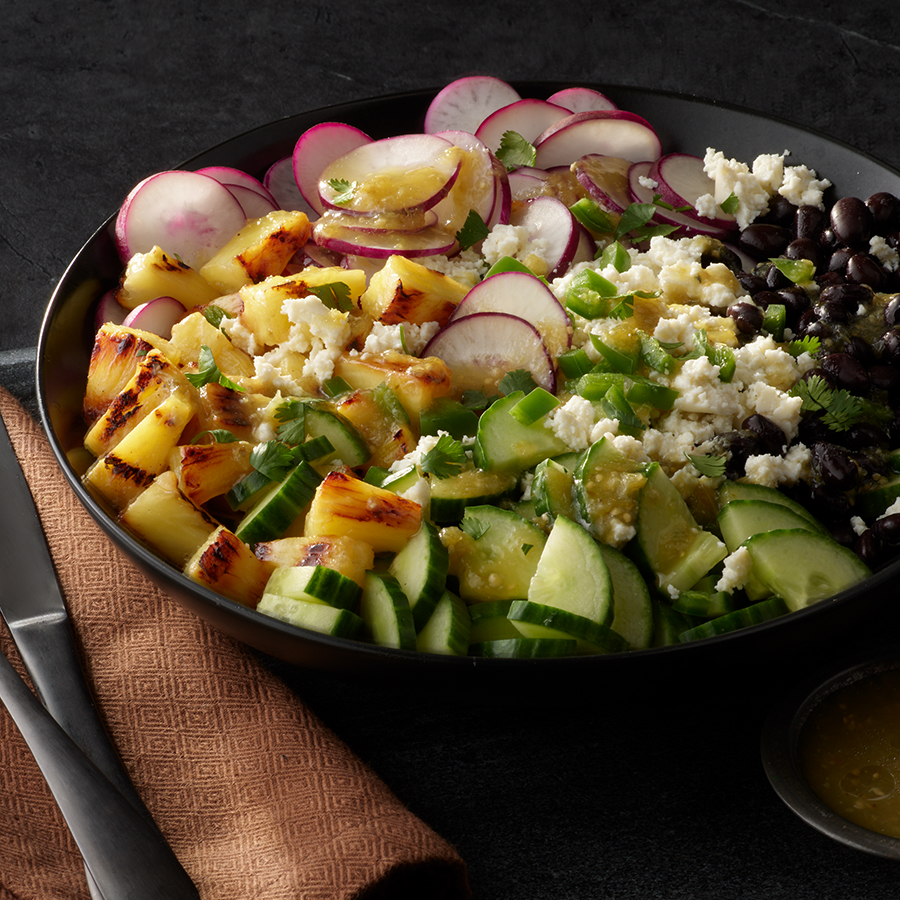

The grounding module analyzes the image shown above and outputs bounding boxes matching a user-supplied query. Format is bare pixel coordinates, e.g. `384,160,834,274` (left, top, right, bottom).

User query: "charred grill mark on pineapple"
102,454,155,491
83,330,157,423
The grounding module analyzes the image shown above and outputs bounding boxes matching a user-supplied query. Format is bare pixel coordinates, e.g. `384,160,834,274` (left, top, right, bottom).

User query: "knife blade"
0,412,199,897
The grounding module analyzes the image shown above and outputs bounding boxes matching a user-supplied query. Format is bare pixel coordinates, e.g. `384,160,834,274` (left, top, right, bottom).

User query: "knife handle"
0,646,200,899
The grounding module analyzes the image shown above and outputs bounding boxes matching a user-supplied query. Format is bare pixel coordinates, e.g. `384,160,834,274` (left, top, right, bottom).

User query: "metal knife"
0,412,200,898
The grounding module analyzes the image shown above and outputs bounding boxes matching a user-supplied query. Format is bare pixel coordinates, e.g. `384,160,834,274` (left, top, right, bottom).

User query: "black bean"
855,530,882,567
831,196,874,247
794,205,826,241
776,286,811,323
884,296,900,327
764,263,792,290
762,194,797,226
844,422,889,449
880,329,900,367
797,308,832,338
808,482,852,522
827,245,854,273
873,513,900,545
846,253,887,290
831,520,858,547
845,335,877,367
866,192,900,233
818,283,873,321
815,270,847,290
822,351,870,394
785,237,821,268
752,289,780,309
742,414,787,455
728,301,764,334
738,272,768,295
812,442,859,490
869,364,900,393
739,223,792,261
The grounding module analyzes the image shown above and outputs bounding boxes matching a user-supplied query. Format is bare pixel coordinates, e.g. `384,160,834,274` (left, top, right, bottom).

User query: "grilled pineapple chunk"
360,255,469,327
169,439,254,506
199,210,314,294
117,245,220,311
185,525,275,608
304,471,422,554
254,535,375,587
120,470,218,566
83,391,196,509
168,311,255,380
84,349,195,457
332,350,452,428
332,386,417,469
185,383,270,443
83,324,180,424
238,266,367,347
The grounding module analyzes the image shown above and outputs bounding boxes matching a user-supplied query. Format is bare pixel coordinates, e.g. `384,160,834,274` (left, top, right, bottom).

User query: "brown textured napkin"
0,387,470,900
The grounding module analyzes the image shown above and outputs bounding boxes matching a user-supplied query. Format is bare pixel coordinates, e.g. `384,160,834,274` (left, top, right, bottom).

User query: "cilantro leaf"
307,281,354,312
202,305,234,331
790,374,863,432
190,429,238,444
460,516,490,540
456,208,490,251
274,398,307,445
499,369,539,396
420,433,468,479
249,440,298,481
615,202,658,240
185,345,244,391
719,192,740,215
460,389,495,411
326,177,356,205
788,335,821,358
496,130,537,171
685,452,727,478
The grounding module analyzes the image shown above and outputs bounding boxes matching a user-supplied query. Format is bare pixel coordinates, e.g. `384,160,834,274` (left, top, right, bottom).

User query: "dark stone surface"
5,1,900,897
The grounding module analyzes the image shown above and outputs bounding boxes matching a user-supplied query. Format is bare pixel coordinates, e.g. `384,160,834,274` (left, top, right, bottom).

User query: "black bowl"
36,82,900,693
762,644,900,860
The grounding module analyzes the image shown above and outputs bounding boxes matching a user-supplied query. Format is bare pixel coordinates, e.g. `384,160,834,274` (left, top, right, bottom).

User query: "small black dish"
762,643,900,860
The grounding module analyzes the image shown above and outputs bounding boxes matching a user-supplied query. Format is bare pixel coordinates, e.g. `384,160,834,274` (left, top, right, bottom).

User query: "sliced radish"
333,209,439,233
422,312,555,394
318,133,461,215
122,296,186,339
432,130,502,233
572,154,634,214
533,110,662,169
197,166,275,203
508,167,549,202
545,87,617,113
571,222,597,267
424,76,521,136
94,289,128,330
450,271,571,358
628,161,729,239
650,153,738,231
264,156,317,216
486,154,512,228
313,219,457,259
291,241,344,269
342,253,387,283
509,196,580,280
226,183,278,219
474,98,571,154
292,122,372,216
115,170,247,268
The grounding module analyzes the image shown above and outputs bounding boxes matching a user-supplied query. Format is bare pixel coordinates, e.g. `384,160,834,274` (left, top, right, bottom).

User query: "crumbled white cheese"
418,248,487,287
851,516,869,536
742,443,810,488
482,224,552,276
715,546,753,593
701,148,771,229
362,321,440,356
388,432,442,473
547,395,596,451
638,174,659,190
870,235,900,273
779,165,831,209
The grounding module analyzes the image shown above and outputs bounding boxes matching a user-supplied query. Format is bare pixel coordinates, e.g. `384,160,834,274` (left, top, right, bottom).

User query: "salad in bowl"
68,76,900,661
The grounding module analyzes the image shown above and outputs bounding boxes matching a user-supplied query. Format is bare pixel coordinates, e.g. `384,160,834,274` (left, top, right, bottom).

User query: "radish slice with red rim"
197,166,276,204
332,209,439,234
424,76,521,136
509,196,580,280
650,153,738,231
628,161,729,238
508,168,549,202
449,270,572,358
292,122,372,216
226,184,278,219
533,110,662,169
474,98,571,153
545,87,617,113
423,311,555,394
122,296,186,339
318,133,462,215
572,154,634,214
313,219,458,259
94,289,128,330
486,155,512,228
115,170,247,268
264,156,317,216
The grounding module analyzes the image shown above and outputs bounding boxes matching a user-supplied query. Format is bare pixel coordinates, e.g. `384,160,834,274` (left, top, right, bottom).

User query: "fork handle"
0,647,200,900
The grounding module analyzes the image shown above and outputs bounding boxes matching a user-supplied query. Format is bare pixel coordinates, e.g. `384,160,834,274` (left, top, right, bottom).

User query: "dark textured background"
6,1,900,897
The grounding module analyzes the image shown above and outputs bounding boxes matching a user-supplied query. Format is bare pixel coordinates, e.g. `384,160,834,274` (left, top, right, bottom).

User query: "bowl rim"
761,642,900,860
34,81,900,673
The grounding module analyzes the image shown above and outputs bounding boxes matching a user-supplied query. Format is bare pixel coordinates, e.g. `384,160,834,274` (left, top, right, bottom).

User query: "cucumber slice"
651,600,695,647
716,481,826,532
304,405,369,467
468,599,521,642
416,590,471,656
633,463,727,596
257,592,365,639
573,437,647,546
359,572,417,650
677,596,789,642
743,528,871,612
597,542,653,650
507,599,627,654
419,397,479,440
448,505,547,602
532,457,577,522
388,521,449,630
264,564,361,611
671,589,736,618
428,467,517,524
473,391,569,473
527,515,613,626
380,464,420,495
234,461,321,545
469,638,577,658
